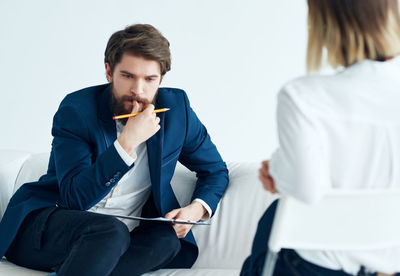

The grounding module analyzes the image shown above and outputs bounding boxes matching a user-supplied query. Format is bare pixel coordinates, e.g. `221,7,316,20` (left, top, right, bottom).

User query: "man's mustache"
121,95,150,105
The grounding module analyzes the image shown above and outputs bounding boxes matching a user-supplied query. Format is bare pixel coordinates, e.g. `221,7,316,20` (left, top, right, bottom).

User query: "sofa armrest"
0,150,31,218
191,162,278,269
14,152,50,193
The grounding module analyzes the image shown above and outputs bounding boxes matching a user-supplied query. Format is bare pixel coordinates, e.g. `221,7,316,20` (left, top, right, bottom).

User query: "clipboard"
94,212,210,225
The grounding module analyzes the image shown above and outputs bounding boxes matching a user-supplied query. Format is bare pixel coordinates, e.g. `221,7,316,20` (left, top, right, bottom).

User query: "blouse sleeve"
269,84,330,204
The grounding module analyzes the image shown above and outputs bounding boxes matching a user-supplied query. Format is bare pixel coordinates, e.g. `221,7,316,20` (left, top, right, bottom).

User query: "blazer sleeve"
178,91,229,215
51,104,131,210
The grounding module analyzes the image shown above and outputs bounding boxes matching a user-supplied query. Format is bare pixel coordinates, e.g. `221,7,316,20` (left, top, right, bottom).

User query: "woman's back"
271,56,400,274
295,57,400,189
242,1,400,275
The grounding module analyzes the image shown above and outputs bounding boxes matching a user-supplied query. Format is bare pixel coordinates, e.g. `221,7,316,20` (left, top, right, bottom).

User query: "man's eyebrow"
119,70,159,78
120,70,134,75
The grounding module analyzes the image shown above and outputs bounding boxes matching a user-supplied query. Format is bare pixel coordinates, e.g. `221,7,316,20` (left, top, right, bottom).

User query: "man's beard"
110,84,157,125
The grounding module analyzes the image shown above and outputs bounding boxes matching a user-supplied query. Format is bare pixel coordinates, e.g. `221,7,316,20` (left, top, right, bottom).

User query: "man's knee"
155,224,181,256
85,215,131,253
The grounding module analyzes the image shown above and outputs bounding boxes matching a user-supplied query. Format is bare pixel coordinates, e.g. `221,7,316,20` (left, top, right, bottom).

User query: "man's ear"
105,63,112,82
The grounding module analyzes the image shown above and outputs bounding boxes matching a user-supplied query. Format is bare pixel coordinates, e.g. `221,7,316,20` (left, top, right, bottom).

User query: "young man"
0,24,229,276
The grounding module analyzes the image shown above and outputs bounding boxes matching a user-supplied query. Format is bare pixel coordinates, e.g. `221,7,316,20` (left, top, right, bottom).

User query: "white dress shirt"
269,56,400,275
90,120,211,231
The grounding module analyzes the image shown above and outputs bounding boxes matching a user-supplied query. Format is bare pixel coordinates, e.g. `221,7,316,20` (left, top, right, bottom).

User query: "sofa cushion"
0,257,47,275
143,268,240,275
0,257,240,276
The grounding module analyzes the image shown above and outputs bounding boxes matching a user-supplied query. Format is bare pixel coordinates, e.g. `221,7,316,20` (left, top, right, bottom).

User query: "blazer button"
105,181,111,187
110,179,115,184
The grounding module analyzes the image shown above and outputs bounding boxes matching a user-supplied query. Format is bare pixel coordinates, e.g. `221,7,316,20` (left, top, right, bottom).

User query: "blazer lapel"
97,85,117,149
146,97,165,214
97,85,165,213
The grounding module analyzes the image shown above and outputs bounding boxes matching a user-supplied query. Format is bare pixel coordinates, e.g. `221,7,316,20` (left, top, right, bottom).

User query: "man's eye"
146,78,156,81
123,74,132,78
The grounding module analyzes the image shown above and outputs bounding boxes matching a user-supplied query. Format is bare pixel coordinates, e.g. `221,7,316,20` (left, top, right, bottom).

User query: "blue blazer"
0,84,229,268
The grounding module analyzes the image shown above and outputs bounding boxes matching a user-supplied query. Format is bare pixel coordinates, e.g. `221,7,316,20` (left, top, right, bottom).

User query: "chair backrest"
268,189,400,252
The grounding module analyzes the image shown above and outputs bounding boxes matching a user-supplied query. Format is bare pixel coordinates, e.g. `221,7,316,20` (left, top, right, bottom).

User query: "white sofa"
0,150,277,276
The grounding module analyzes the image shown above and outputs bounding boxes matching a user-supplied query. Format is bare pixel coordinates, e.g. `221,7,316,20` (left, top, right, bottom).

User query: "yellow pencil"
113,108,170,120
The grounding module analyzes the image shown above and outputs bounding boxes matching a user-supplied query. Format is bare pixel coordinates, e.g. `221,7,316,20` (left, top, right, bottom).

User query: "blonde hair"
307,0,400,72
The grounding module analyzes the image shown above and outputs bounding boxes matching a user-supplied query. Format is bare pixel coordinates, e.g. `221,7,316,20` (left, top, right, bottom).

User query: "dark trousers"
240,200,396,276
5,206,181,276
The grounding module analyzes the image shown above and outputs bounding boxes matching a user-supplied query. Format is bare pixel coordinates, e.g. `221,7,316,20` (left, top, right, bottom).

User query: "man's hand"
259,160,278,194
118,102,161,155
165,201,207,238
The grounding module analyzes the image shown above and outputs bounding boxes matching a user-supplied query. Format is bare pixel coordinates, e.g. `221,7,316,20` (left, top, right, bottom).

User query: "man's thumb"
165,209,180,219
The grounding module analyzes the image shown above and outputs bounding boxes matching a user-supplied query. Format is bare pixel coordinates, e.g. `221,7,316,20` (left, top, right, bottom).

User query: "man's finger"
143,104,155,114
173,224,184,231
177,229,189,238
172,225,188,238
131,101,140,114
165,208,180,219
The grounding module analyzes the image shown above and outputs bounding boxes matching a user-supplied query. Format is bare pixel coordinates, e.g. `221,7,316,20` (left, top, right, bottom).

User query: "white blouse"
269,56,400,275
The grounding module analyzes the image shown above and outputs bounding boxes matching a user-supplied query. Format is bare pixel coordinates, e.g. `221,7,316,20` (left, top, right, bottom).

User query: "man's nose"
130,79,145,95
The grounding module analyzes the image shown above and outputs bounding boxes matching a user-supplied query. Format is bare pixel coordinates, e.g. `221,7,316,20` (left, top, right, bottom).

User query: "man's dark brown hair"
104,24,171,75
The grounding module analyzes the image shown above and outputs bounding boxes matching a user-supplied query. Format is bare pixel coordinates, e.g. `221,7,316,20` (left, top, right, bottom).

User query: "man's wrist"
114,140,136,166
191,201,207,218
117,136,138,156
193,199,212,220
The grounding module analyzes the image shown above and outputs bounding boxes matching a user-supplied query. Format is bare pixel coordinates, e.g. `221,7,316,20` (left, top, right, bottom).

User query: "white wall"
0,0,308,162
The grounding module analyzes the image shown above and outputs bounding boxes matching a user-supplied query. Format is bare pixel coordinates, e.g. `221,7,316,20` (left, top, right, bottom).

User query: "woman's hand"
259,160,278,194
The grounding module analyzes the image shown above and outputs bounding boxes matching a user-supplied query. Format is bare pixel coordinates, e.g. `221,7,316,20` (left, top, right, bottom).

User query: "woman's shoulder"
279,74,332,100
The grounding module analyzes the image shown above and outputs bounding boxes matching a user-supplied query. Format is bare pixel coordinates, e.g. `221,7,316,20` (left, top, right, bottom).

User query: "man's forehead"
117,54,161,76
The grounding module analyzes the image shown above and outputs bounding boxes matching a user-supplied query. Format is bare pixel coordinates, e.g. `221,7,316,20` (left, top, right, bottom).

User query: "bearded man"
0,24,229,276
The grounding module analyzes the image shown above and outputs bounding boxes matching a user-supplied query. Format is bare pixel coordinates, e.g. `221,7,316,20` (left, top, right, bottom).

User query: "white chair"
262,189,400,276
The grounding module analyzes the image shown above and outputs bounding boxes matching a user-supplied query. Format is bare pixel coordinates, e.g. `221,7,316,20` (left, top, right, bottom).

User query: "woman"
241,0,400,275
